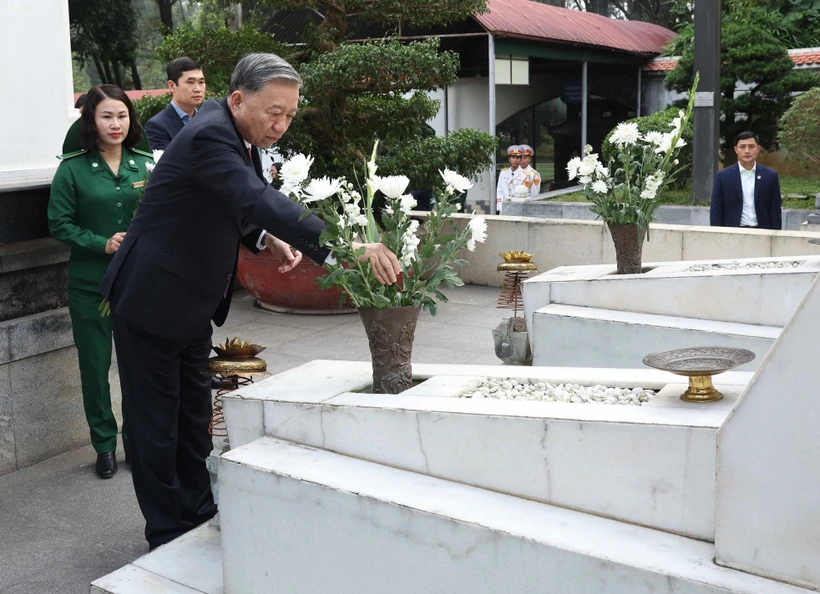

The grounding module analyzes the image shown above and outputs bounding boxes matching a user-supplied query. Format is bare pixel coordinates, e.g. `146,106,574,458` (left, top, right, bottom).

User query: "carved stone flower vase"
608,223,646,275
358,306,420,394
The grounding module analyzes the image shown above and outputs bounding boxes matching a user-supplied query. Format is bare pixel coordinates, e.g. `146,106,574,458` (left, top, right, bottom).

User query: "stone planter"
236,245,355,314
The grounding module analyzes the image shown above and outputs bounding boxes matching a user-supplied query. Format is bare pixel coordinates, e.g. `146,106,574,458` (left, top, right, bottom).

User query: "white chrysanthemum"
378,175,411,199
280,153,314,185
466,216,488,252
591,180,608,194
384,204,394,215
399,193,417,215
439,169,473,193
145,162,155,174
643,131,665,146
513,184,530,198
152,149,164,163
578,156,598,177
595,163,609,178
566,157,582,180
579,175,592,185
610,122,640,147
301,177,342,203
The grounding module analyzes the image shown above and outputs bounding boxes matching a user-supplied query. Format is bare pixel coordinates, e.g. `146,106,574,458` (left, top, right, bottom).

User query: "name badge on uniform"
132,181,146,189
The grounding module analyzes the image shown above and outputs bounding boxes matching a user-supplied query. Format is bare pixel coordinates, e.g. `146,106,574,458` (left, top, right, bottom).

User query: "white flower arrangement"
567,75,698,230
279,141,487,313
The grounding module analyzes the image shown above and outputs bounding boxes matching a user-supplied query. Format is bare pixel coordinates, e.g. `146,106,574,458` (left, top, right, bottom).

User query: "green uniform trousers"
68,286,126,454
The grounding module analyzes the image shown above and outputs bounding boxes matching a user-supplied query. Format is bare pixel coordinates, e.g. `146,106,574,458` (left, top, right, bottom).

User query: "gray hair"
228,53,302,95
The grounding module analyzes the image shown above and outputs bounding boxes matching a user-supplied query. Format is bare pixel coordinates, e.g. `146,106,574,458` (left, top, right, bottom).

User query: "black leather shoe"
96,452,118,479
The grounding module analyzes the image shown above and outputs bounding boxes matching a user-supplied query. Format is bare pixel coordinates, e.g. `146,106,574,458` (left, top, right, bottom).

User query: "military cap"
507,145,523,157
520,144,534,156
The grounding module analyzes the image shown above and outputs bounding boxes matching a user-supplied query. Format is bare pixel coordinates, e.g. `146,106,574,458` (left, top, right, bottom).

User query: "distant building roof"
474,0,676,56
644,48,820,72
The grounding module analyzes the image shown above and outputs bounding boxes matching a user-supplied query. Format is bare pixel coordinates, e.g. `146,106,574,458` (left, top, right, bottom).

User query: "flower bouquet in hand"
279,142,488,315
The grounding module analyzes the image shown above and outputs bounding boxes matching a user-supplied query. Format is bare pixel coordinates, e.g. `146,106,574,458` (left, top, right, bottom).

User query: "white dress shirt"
739,162,758,227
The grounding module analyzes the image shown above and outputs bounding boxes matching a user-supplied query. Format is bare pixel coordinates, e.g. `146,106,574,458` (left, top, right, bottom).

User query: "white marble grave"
522,255,820,369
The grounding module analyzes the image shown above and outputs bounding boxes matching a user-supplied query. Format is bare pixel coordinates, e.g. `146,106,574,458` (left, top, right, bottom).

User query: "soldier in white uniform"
519,144,542,198
495,145,525,214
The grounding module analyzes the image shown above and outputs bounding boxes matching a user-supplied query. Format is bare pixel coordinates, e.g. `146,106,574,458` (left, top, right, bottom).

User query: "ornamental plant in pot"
279,142,488,393
568,75,698,274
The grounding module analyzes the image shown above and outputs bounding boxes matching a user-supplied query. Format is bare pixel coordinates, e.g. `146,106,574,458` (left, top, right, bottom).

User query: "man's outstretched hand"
265,233,303,273
353,242,401,285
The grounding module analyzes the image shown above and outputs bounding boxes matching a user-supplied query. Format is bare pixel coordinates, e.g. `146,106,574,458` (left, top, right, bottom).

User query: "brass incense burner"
642,346,755,403
207,337,268,375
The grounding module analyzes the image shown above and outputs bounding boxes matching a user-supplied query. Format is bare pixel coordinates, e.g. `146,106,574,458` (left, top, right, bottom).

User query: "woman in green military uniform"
48,85,154,479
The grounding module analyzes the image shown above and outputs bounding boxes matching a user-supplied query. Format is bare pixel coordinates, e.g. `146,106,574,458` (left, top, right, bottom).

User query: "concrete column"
581,62,588,155
636,67,642,116
488,34,497,213
0,0,75,178
692,0,722,204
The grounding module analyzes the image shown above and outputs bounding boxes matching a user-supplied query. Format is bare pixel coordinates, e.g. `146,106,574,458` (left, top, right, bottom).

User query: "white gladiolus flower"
280,153,314,185
640,172,665,200
466,216,488,251
400,220,421,267
610,122,640,146
566,157,582,180
591,180,608,194
378,175,411,199
399,193,417,214
439,169,472,193
302,177,342,203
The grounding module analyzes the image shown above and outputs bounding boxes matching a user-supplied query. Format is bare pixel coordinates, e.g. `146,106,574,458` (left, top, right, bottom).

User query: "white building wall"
1,0,76,178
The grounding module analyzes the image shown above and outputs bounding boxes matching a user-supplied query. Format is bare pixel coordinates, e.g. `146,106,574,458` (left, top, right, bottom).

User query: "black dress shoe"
96,452,118,479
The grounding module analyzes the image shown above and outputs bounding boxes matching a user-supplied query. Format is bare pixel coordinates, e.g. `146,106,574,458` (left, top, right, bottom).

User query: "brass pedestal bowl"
642,347,756,403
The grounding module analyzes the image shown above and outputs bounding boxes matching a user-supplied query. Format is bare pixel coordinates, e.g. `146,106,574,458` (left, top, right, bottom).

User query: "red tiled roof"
474,0,677,55
643,48,820,72
73,89,169,103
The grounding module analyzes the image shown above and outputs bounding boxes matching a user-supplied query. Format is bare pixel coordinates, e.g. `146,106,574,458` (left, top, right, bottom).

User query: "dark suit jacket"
100,98,329,343
144,103,186,151
710,163,782,230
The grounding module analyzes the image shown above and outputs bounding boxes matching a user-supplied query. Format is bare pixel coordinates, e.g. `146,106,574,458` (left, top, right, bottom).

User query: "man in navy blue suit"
101,53,400,550
710,131,782,230
144,57,206,151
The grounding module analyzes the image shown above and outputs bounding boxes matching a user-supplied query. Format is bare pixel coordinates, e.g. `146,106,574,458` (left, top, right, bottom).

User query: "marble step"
218,436,813,594
90,522,222,594
532,303,779,369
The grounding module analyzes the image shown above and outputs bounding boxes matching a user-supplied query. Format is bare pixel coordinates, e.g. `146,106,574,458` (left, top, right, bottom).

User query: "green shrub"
778,86,820,171
602,107,694,189
156,24,288,96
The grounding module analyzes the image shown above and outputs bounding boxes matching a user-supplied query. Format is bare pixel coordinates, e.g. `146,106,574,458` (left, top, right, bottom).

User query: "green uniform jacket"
48,147,154,291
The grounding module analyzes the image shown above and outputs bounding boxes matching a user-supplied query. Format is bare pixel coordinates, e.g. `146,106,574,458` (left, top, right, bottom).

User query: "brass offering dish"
642,346,755,403
498,251,537,272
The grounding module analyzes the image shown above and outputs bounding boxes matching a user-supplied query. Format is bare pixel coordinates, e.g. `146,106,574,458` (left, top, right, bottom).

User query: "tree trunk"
156,0,174,33
112,61,124,88
92,53,108,84
227,1,242,31
130,60,142,90
101,57,114,85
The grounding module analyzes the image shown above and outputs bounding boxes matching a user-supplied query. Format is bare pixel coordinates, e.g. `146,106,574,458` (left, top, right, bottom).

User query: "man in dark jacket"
144,57,206,151
101,53,400,550
710,132,782,230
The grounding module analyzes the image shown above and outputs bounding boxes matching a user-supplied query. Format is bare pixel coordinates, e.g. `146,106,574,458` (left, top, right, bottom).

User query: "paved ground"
0,285,504,593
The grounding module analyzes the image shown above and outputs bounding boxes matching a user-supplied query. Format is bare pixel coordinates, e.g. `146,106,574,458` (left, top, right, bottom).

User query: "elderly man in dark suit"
101,53,400,550
144,57,206,151
710,131,782,230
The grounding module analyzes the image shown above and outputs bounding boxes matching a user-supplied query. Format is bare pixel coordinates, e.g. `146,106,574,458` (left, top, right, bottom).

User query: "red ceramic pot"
236,245,356,314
